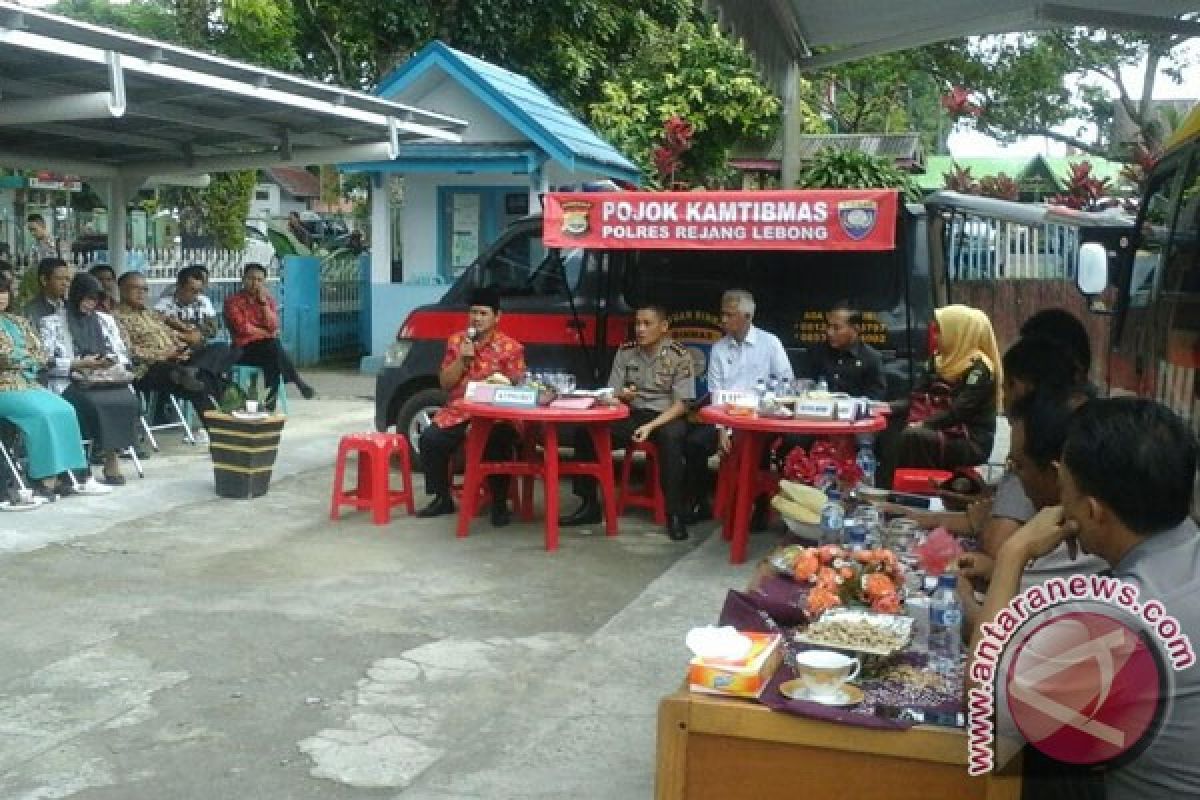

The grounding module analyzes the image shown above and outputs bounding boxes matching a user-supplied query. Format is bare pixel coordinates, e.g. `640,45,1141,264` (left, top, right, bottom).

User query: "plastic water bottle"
815,464,838,493
755,378,767,404
820,490,844,544
856,448,877,488
761,378,777,413
815,377,829,393
843,522,867,551
929,574,964,671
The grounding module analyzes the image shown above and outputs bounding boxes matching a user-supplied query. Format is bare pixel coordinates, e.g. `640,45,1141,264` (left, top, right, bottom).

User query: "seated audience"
684,288,792,523
1020,307,1092,386
156,264,219,342
416,287,524,525
0,260,16,295
968,397,1200,799
23,257,71,330
562,304,694,541
88,264,118,313
881,304,1000,484
114,271,232,422
223,263,315,409
0,272,89,500
39,273,139,486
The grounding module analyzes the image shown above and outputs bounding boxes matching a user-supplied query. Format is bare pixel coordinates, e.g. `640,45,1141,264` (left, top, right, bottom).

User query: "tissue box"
688,631,784,699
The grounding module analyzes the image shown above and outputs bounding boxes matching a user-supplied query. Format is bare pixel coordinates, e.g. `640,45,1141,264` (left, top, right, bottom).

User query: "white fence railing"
74,248,280,281
945,214,1079,281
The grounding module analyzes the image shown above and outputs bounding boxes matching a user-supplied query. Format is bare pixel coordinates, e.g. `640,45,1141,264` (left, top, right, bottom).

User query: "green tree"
803,52,949,151
923,28,1198,159
797,148,920,201
589,19,781,187
291,0,690,106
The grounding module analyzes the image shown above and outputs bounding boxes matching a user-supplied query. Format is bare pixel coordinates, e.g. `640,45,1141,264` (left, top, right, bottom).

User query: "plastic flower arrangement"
781,439,863,489
776,544,904,615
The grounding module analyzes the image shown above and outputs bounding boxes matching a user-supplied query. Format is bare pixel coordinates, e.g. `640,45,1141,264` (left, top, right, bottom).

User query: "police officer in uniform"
805,302,886,400
561,304,694,541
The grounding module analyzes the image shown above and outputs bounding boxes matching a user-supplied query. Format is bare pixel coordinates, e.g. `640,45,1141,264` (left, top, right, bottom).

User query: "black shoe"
298,382,316,400
34,485,57,503
170,366,206,394
684,499,712,525
667,514,690,542
750,497,769,533
416,495,455,518
491,501,512,528
559,497,601,526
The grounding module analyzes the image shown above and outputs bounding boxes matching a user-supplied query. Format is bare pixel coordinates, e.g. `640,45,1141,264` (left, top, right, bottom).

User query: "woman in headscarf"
38,273,139,485
0,272,90,500
893,304,1002,474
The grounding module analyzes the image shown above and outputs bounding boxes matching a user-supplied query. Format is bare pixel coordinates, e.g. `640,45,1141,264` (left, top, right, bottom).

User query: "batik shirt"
113,304,187,378
433,330,526,429
0,313,45,392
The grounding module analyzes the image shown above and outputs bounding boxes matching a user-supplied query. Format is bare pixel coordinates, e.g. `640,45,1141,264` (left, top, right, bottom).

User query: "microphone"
466,326,480,342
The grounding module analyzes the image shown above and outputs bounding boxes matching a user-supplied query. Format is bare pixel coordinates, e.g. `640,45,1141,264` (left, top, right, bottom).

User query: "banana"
777,479,827,513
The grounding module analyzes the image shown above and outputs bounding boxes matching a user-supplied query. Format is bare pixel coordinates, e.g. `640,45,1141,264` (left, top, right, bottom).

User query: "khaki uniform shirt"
607,337,695,413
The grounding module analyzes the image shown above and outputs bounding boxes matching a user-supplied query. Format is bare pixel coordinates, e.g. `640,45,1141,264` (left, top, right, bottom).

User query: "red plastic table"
698,406,887,565
454,400,630,551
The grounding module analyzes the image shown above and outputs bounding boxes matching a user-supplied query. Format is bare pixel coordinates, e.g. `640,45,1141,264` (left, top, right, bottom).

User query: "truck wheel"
394,387,446,469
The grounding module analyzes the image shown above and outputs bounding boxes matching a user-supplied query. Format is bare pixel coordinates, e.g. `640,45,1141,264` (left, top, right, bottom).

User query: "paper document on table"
549,396,595,410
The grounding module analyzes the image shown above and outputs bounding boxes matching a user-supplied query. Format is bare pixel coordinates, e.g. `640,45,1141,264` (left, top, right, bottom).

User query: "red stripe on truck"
400,310,630,347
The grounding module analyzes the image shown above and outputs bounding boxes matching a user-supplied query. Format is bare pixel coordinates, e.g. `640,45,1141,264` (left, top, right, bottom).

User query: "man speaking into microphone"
417,287,526,526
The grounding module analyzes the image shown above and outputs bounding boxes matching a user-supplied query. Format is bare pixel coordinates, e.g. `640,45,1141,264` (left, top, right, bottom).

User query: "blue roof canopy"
372,40,639,184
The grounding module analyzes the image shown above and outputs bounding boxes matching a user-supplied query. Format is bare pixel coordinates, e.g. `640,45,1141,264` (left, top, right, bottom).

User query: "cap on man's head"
467,286,501,313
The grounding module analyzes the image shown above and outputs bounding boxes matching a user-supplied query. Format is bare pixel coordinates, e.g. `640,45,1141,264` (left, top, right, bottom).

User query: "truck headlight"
384,339,413,367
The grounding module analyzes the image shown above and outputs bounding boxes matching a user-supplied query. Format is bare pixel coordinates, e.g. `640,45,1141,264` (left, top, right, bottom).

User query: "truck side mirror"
1076,242,1108,296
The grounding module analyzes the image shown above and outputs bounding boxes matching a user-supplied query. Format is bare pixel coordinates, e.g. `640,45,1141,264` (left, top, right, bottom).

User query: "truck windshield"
623,248,905,314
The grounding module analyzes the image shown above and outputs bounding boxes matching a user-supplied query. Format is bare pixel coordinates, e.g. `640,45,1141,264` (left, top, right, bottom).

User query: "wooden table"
455,400,629,551
656,689,1021,800
698,406,887,564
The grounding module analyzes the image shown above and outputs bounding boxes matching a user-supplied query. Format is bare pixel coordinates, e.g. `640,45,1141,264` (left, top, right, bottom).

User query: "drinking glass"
562,373,577,393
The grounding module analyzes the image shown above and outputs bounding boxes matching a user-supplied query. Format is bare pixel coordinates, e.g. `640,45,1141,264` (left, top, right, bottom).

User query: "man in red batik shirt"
223,262,314,410
417,286,525,526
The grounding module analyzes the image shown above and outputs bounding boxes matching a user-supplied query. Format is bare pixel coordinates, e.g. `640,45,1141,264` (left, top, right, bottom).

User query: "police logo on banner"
560,201,593,236
837,199,878,241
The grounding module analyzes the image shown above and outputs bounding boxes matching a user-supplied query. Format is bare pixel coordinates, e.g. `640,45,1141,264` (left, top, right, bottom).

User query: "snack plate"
794,607,913,656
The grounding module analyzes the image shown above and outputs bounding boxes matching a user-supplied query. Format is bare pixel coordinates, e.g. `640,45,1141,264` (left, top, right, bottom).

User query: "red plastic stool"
330,432,415,524
617,441,666,525
891,468,955,495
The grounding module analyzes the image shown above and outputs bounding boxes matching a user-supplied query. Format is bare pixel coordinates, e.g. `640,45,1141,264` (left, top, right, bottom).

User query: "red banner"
543,189,898,251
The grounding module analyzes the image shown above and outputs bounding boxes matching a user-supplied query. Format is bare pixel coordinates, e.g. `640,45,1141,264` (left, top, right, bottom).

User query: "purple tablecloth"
717,589,963,730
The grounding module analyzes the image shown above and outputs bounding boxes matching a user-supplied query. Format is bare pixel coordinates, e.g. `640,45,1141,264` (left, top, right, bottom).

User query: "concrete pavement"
0,370,775,799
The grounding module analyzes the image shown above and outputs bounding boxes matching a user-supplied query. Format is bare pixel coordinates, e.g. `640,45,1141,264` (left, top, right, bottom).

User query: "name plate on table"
492,387,538,408
715,389,758,410
464,381,496,403
795,398,836,420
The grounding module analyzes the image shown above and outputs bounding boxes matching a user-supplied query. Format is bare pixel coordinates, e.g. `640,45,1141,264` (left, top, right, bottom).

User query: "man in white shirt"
684,288,792,523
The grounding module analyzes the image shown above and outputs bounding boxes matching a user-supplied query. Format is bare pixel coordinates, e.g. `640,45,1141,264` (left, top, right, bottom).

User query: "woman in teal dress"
0,272,88,498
